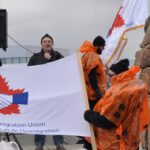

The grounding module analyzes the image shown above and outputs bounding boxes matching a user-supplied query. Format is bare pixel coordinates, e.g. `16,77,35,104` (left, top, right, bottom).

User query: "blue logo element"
13,92,28,105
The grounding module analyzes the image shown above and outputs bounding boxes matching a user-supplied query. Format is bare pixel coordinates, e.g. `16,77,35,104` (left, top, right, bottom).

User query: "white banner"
0,54,90,136
101,0,148,66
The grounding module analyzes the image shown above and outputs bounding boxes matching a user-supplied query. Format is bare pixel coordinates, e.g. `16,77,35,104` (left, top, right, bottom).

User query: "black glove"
84,110,98,123
84,110,117,128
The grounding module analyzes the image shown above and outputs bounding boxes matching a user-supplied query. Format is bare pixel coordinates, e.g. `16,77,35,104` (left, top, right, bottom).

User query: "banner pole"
76,50,97,150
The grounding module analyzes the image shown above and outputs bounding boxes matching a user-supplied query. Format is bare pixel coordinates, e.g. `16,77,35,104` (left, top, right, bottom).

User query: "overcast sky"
0,0,150,59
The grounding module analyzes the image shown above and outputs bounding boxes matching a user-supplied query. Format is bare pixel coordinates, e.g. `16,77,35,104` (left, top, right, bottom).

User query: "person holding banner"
84,60,149,150
28,34,65,150
80,36,107,109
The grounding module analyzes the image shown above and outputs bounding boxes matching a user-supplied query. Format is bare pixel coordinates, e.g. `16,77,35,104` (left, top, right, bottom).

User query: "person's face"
96,46,105,54
41,37,53,52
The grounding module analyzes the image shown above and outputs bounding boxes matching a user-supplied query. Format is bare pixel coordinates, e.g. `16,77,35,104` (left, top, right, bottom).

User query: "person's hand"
84,110,95,122
44,52,51,60
84,110,102,126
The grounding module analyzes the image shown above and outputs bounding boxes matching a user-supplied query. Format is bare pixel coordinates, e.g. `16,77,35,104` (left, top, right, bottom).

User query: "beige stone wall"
141,96,150,149
134,16,150,150
135,48,150,69
148,96,150,150
140,68,150,94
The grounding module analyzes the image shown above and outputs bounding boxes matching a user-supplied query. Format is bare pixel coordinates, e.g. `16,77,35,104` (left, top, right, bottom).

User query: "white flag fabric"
0,54,90,136
101,0,148,66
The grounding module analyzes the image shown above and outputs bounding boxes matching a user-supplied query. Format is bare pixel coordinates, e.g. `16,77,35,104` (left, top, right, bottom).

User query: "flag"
0,54,90,136
101,0,148,66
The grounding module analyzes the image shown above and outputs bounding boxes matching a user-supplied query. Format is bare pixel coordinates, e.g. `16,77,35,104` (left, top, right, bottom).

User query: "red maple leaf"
108,6,125,36
0,75,24,115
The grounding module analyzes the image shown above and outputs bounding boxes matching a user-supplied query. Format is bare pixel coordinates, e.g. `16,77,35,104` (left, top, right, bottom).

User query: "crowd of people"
0,17,149,150
79,36,149,150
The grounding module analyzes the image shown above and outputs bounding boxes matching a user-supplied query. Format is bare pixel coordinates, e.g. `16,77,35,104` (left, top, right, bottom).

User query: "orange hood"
79,40,97,53
111,66,141,85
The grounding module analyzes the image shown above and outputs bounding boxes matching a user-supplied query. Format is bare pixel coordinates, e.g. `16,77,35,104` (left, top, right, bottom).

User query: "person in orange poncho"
80,36,107,109
84,60,149,150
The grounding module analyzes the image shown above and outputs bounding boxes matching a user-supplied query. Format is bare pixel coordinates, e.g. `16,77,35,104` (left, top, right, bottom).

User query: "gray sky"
0,0,150,59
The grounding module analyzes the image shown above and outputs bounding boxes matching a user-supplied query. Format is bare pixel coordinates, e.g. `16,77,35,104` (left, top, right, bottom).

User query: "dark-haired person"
28,34,63,66
77,36,107,146
108,58,129,79
79,36,107,110
28,34,65,150
83,60,149,150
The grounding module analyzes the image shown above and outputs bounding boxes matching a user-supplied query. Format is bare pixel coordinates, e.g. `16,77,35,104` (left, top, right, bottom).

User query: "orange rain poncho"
93,66,149,150
80,41,106,101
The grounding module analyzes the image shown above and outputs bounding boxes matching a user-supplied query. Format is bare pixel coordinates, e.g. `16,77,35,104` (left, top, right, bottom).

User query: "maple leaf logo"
0,75,28,115
108,6,125,36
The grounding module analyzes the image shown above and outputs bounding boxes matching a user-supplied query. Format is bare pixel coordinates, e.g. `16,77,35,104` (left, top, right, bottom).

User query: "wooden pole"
76,50,97,150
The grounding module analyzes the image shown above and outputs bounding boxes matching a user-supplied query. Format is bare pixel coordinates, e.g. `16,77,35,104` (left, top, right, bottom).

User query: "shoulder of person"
32,51,42,57
86,51,99,58
29,52,43,60
27,52,42,66
52,50,64,58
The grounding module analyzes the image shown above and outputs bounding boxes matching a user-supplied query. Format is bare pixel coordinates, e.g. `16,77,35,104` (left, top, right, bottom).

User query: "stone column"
135,16,150,150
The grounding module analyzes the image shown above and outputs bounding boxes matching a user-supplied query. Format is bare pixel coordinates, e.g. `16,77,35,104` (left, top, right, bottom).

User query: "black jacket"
28,49,64,66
